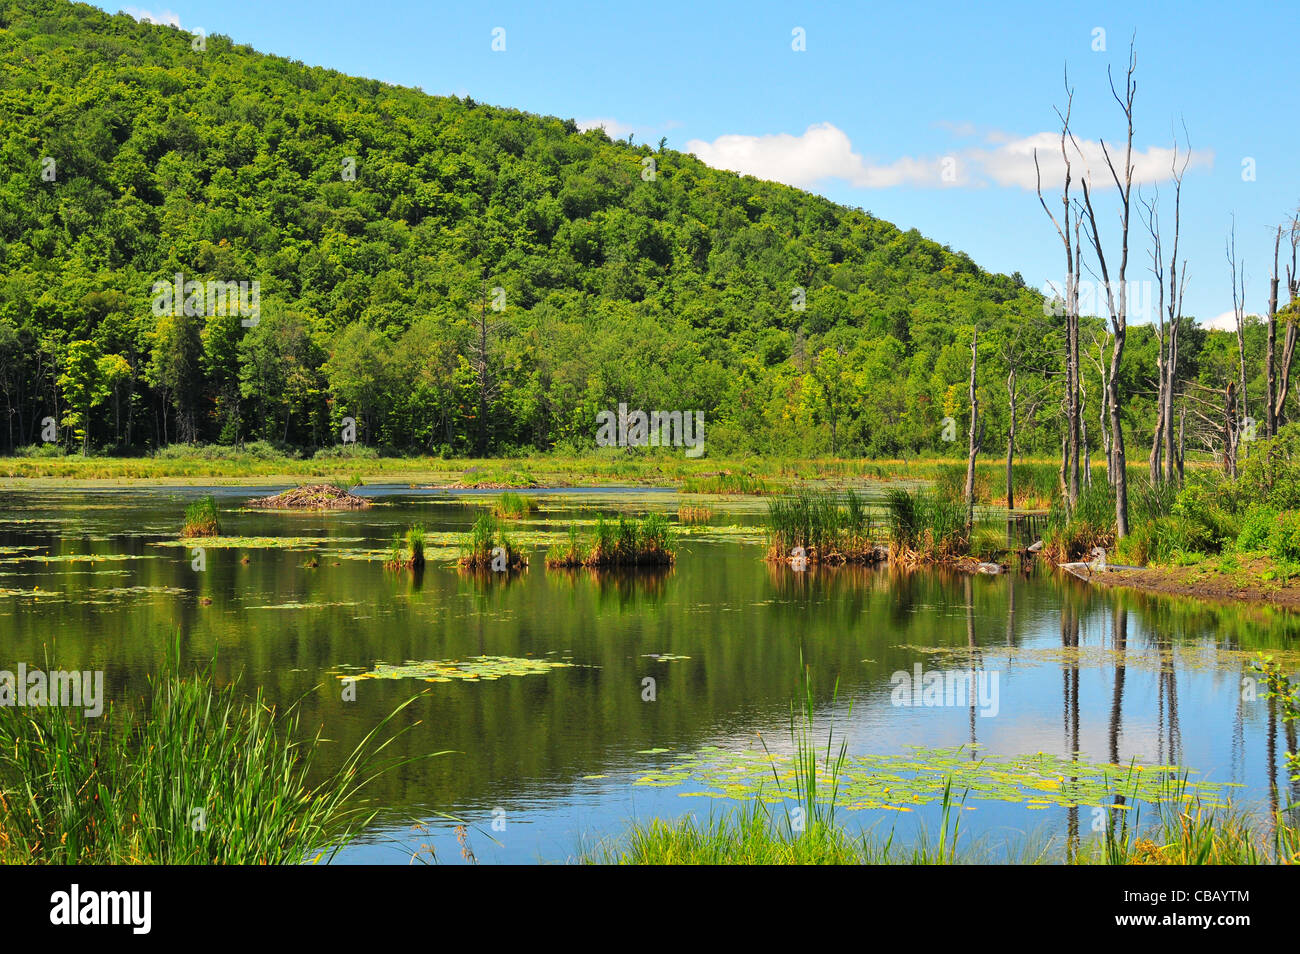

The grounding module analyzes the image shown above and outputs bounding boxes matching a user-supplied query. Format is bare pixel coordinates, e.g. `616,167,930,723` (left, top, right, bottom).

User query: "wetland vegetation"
0,0,1298,871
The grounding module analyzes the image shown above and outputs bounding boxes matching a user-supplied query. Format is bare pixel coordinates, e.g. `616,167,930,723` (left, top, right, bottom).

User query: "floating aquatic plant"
632,744,1233,812
343,655,573,683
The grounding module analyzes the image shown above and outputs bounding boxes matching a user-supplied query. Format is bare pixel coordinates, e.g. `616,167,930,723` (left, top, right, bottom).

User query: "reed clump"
181,495,220,537
677,504,712,524
883,487,968,564
764,489,879,565
0,664,424,864
491,491,538,520
546,513,675,568
386,524,427,569
1043,483,1116,561
458,513,528,570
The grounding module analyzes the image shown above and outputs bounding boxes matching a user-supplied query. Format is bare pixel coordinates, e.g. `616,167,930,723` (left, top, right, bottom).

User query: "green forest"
0,0,1288,461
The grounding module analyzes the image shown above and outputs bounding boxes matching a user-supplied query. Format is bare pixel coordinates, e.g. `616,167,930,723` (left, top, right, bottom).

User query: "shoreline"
1063,557,1300,611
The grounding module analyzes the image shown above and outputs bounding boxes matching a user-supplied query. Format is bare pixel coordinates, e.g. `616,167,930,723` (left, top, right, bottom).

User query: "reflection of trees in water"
1108,605,1129,828
965,575,981,759
1061,595,1081,856
1155,637,1181,767
545,565,674,607
1263,689,1298,831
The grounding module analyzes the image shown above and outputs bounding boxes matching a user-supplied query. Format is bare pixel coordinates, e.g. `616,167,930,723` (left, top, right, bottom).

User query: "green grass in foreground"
0,661,427,864
581,796,1300,865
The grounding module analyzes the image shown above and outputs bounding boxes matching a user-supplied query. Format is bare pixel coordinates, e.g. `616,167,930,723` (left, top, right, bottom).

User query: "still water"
1,485,1296,863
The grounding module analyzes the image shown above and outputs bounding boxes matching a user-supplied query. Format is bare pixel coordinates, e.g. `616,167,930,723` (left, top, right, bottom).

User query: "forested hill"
0,0,1044,457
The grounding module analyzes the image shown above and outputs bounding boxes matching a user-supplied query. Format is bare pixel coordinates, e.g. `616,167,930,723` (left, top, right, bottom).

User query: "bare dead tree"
1085,324,1112,483
467,278,513,456
1034,73,1082,512
1225,380,1240,478
1267,213,1300,432
1138,126,1191,484
1267,224,1282,438
964,327,983,532
999,308,1054,510
1075,41,1137,538
1226,218,1249,470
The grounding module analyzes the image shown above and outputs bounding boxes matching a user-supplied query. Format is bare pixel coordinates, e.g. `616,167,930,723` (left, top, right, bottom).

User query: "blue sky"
106,1,1297,326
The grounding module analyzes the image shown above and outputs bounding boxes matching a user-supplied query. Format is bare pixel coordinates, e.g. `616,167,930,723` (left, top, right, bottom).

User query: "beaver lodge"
248,483,372,510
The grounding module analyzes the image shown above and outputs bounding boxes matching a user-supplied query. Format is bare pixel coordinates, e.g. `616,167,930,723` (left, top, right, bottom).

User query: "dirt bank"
1076,557,1300,609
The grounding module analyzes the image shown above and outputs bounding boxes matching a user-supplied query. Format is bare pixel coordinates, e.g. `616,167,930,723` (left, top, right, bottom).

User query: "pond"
1,485,1296,863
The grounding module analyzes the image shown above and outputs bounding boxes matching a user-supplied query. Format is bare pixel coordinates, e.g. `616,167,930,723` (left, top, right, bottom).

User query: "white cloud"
686,123,961,189
121,6,182,28
1200,310,1257,331
975,131,1215,191
684,122,1214,192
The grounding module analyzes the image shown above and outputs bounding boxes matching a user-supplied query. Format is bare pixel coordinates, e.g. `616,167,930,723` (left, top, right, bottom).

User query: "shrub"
1169,482,1236,554
1235,505,1279,553
312,444,379,459
1267,511,1300,563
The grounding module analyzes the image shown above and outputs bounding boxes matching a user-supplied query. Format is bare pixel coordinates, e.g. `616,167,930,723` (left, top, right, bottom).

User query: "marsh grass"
677,504,712,524
491,492,537,519
1044,483,1116,561
385,524,426,569
883,487,967,563
765,489,877,564
583,744,1300,866
546,513,675,568
680,473,771,495
1072,769,1299,865
181,495,220,537
458,513,528,570
0,662,429,864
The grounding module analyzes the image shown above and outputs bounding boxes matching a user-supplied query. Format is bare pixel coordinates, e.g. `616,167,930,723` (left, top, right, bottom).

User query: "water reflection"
0,487,1297,862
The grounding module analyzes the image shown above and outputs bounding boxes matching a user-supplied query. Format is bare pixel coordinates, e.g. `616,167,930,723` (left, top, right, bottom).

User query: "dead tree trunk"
1227,220,1249,443
965,328,981,533
1140,133,1190,483
1006,365,1017,510
1077,45,1137,537
1034,75,1081,513
1271,216,1299,429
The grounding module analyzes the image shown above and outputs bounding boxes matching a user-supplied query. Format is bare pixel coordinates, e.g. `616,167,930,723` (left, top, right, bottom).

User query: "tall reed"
883,487,967,562
546,513,675,568
458,512,527,570
765,489,876,564
0,663,428,864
